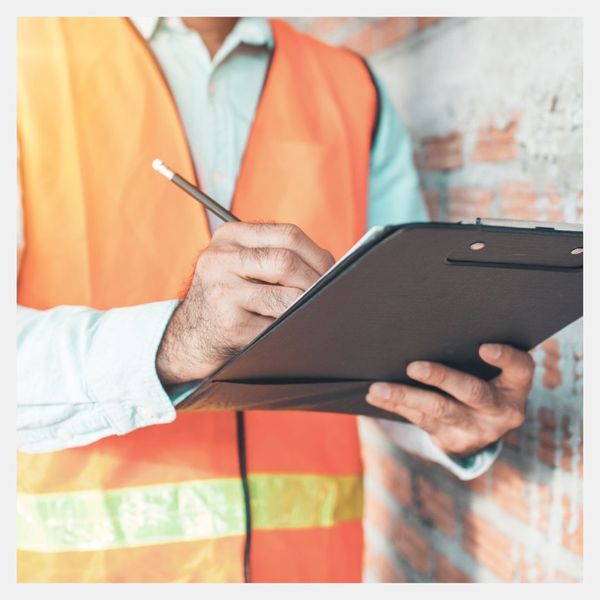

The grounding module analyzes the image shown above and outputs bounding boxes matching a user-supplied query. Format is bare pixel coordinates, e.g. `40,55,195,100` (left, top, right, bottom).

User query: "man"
17,17,533,582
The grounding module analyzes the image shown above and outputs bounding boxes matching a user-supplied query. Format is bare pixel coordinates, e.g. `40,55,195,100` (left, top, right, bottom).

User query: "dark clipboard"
177,221,583,421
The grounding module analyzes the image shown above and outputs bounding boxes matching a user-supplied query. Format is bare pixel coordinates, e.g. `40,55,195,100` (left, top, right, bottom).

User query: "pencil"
152,159,240,223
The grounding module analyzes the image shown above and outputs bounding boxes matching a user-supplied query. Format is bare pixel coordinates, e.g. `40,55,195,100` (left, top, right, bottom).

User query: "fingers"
365,382,462,434
238,312,275,344
214,222,335,275
237,280,304,319
479,343,535,391
233,246,322,290
405,361,494,410
217,304,274,345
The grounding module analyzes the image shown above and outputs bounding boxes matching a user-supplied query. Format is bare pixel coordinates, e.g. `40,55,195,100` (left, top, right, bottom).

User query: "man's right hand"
156,222,335,385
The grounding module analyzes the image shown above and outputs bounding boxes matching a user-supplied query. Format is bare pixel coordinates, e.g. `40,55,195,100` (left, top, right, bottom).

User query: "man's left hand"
365,343,535,456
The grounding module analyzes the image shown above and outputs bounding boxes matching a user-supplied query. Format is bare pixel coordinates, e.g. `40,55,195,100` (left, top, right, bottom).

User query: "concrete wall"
288,17,583,583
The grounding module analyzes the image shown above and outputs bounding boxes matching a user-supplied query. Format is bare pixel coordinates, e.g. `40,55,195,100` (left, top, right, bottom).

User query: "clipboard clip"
459,217,582,233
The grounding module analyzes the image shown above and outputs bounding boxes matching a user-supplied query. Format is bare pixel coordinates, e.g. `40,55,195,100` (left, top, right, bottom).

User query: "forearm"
17,301,185,452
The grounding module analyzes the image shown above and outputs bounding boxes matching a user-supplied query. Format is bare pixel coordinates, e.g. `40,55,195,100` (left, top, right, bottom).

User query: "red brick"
463,513,514,554
504,429,521,450
364,547,407,582
516,549,549,582
419,497,457,537
562,496,583,557
466,471,488,495
422,188,441,220
435,553,470,582
490,461,530,523
538,407,556,430
560,415,575,472
492,493,529,524
463,513,515,581
576,190,583,222
416,475,456,537
373,17,415,50
417,17,444,31
545,183,564,222
419,131,464,171
364,493,395,539
537,445,557,467
373,451,412,508
472,119,519,163
392,519,431,575
536,484,552,534
560,445,574,471
537,406,558,466
341,18,418,56
491,460,527,488
542,338,562,389
539,428,557,448
306,17,349,38
343,23,377,55
500,182,538,220
447,187,494,222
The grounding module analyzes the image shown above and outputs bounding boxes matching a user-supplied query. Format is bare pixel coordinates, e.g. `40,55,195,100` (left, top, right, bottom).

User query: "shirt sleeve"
366,71,499,479
16,301,194,453
17,139,200,453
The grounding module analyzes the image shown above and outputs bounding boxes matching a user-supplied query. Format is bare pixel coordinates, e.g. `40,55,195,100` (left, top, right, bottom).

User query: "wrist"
155,301,214,385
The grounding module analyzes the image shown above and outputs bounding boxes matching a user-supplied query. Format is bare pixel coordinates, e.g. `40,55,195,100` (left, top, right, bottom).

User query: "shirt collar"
129,16,273,49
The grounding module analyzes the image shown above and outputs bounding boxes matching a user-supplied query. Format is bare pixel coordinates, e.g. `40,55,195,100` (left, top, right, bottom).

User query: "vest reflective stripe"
18,538,247,583
17,17,375,581
18,474,362,552
18,523,364,583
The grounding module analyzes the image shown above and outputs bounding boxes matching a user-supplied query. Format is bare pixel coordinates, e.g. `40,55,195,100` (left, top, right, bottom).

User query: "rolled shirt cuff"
375,418,502,480
85,300,183,435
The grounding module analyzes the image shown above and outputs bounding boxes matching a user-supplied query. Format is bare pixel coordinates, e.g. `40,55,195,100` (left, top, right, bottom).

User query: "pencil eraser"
152,159,175,180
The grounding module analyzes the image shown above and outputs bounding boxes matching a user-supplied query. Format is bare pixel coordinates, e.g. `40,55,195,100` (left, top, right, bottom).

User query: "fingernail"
482,344,502,359
369,382,391,400
407,361,431,379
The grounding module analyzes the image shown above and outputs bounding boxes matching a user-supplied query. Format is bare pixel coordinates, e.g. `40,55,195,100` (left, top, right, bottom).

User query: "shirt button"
208,82,217,97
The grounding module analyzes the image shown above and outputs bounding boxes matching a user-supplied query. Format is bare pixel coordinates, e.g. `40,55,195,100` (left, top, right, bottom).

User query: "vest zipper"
236,411,252,582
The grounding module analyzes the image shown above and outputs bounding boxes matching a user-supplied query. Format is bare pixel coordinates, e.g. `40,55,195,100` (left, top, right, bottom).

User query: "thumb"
479,343,535,391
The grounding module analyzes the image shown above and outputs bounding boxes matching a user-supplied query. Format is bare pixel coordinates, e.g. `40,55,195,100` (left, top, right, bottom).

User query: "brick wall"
288,17,583,582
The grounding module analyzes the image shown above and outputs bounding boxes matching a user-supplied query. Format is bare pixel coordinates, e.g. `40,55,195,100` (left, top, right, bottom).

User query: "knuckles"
444,429,481,456
521,353,536,383
271,247,298,275
196,243,235,273
505,402,526,429
315,248,335,274
430,396,448,421
262,285,292,314
410,410,429,429
506,348,536,386
468,377,489,405
426,365,445,386
280,222,303,245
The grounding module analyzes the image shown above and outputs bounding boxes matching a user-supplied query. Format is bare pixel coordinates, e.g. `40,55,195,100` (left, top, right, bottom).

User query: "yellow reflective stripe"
17,474,362,553
250,473,362,530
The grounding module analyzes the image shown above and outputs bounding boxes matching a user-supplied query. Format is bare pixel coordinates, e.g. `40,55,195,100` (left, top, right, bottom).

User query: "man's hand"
156,222,335,385
365,344,535,456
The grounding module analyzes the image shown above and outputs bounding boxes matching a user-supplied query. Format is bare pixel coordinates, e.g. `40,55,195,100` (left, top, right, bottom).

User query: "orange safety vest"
17,17,377,582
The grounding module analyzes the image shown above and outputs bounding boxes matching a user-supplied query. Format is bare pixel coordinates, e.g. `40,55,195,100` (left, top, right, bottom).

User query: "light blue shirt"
16,17,498,478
